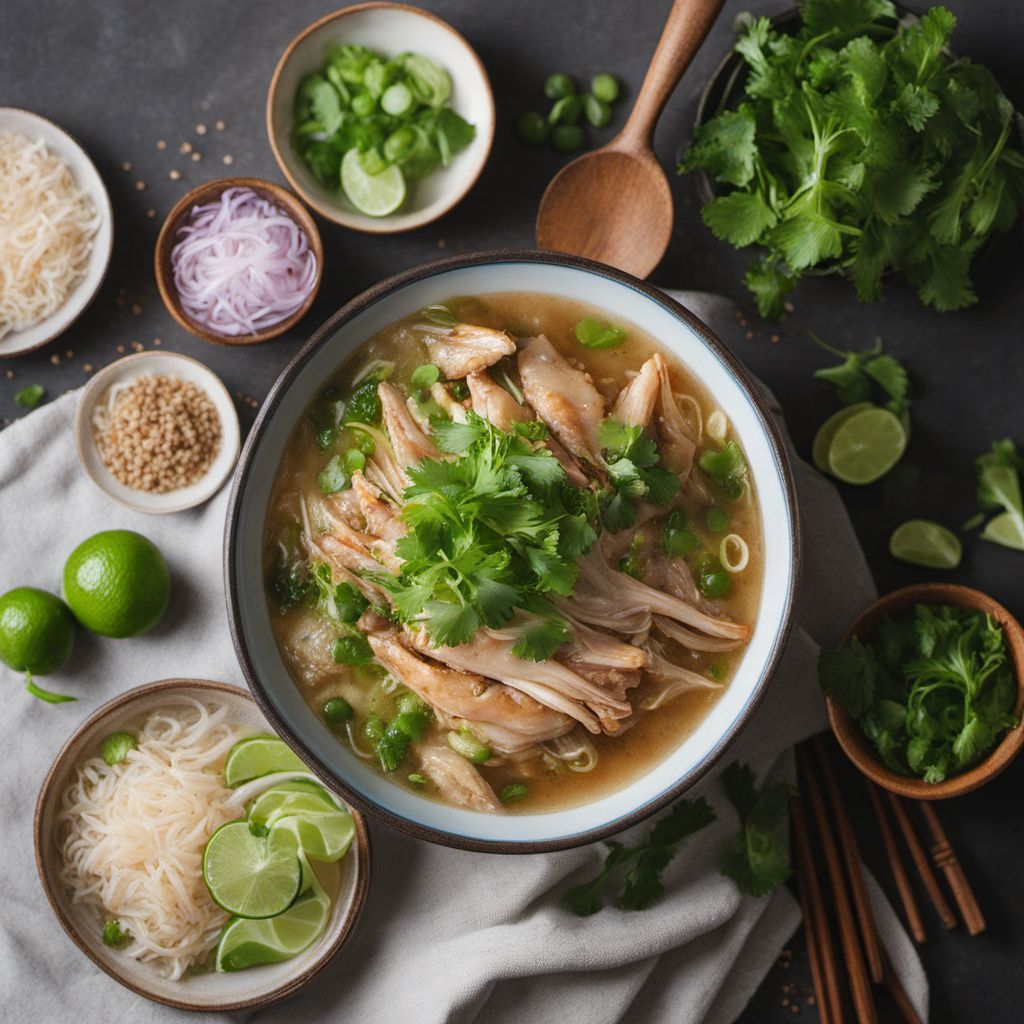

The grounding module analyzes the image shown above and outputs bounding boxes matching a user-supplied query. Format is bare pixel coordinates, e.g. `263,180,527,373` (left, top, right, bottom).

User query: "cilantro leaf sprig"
679,2,1024,317
819,604,1018,783
599,418,681,531
563,797,716,915
965,439,1024,551
811,335,910,416
369,412,597,654
718,762,792,897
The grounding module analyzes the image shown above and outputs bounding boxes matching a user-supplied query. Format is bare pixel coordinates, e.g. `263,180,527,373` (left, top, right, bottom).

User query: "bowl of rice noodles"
0,108,113,357
34,678,370,1010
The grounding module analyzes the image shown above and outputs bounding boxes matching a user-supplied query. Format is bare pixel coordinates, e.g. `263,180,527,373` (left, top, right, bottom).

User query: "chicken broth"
264,293,763,814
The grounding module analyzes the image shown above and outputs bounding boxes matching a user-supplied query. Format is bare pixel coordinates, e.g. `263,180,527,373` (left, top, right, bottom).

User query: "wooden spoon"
535,0,725,278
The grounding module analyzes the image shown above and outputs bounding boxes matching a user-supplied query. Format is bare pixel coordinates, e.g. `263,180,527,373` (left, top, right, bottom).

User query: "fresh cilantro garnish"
619,534,646,580
332,628,373,665
563,797,716,915
811,335,910,416
599,418,681,531
718,762,792,897
370,413,597,654
965,439,1024,550
679,3,1024,316
102,920,129,948
372,694,432,773
310,563,369,624
267,522,312,612
819,604,1018,782
100,731,138,766
697,440,748,499
14,384,45,409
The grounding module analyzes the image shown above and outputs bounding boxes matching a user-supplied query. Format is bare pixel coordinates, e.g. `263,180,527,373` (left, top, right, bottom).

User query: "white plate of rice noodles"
34,678,370,1011
0,108,113,357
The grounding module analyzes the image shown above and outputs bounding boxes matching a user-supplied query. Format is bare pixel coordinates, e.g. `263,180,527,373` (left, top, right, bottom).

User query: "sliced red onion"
171,187,317,337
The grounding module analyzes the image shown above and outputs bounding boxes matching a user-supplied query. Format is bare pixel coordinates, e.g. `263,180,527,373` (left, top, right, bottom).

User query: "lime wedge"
248,781,339,826
203,820,302,919
224,736,306,787
981,510,1024,551
811,402,873,472
890,519,962,569
827,407,907,484
215,886,331,972
341,148,406,217
271,805,355,862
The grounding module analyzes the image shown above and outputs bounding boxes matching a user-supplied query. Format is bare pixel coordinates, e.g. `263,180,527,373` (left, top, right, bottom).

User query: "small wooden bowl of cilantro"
822,583,1024,799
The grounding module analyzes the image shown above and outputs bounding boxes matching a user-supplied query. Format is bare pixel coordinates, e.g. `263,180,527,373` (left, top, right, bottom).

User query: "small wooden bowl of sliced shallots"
155,176,323,345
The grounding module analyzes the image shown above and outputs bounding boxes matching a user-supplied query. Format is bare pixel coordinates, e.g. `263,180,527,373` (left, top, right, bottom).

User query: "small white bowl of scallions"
267,3,494,233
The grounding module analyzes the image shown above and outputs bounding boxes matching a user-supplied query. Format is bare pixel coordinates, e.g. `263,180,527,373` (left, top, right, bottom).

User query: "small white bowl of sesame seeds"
75,351,241,514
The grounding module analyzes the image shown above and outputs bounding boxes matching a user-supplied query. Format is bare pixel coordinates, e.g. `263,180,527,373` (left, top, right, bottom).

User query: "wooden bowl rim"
34,678,371,1011
265,1,495,234
827,583,1024,800
154,177,323,346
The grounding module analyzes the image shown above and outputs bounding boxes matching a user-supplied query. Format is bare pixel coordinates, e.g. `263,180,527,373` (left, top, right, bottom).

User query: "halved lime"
341,148,406,217
889,519,962,569
215,886,331,972
811,402,873,472
224,736,306,787
248,781,338,826
202,820,302,919
827,407,907,484
981,511,1024,551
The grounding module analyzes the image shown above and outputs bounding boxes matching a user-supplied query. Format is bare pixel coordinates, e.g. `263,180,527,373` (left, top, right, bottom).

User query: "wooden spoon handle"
618,0,727,151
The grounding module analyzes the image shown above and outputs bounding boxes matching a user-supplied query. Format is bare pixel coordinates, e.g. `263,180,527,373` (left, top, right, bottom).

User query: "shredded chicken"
653,615,745,653
652,353,697,477
416,742,501,812
518,335,606,467
421,323,516,379
467,370,527,430
430,381,468,422
611,355,660,427
378,382,440,469
367,630,573,753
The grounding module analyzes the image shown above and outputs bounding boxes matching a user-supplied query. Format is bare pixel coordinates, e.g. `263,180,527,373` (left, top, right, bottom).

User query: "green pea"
548,95,582,126
516,110,549,146
344,448,366,473
664,526,700,556
544,73,575,100
323,697,354,725
698,568,731,599
591,73,620,104
583,94,612,128
551,124,586,155
332,632,373,665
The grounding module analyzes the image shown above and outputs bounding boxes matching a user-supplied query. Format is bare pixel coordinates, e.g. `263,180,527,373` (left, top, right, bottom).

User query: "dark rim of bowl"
223,248,803,854
33,678,371,1012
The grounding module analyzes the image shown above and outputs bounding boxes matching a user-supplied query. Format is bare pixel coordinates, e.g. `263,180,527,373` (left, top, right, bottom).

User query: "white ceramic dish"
34,678,371,1011
267,2,495,233
0,108,114,358
75,351,241,515
225,251,801,852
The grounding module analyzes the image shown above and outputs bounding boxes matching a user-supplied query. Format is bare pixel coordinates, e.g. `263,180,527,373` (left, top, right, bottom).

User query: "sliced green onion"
447,726,491,764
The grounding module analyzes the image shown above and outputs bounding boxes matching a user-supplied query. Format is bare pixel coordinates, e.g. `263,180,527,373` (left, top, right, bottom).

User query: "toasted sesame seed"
196,123,207,135
131,304,142,315
215,120,226,131
116,344,125,353
169,169,181,180
222,154,234,165
180,141,192,154
5,370,13,380
84,363,94,373
135,180,146,191
147,209,156,219
157,140,167,150
121,161,132,172
191,152,201,162
50,354,60,365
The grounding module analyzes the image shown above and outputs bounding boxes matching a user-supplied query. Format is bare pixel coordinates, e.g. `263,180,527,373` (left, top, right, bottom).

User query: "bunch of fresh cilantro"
820,604,1018,782
368,413,598,660
679,0,1024,317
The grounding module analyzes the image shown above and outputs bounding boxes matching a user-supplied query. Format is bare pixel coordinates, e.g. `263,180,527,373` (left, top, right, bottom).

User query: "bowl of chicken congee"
225,250,800,852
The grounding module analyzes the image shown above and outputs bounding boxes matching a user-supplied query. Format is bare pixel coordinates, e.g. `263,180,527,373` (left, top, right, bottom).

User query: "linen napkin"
0,292,928,1024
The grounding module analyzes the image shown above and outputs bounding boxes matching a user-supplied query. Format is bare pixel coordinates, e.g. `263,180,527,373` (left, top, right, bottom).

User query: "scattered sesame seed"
745,330,754,340
115,297,126,307
169,169,182,180
191,152,201,162
131,304,142,315
147,209,156,219
50,354,60,365
157,139,167,150
222,154,234,165
121,161,132,172
131,340,144,352
784,301,796,314
770,334,780,343
200,100,211,111
180,141,192,154
116,344,125,353
196,123,207,135
437,238,447,248
84,363,94,373
135,180,146,191
65,349,74,358
153,338,162,346
215,119,226,131
5,370,14,380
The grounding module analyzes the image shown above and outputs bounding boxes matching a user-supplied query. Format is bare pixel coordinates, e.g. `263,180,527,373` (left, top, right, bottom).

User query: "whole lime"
63,530,171,638
0,587,76,675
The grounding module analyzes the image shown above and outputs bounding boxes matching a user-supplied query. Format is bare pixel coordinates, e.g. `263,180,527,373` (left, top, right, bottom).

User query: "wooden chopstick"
867,782,927,943
797,744,878,1024
917,801,986,936
811,736,884,983
885,792,958,931
880,949,925,1024
791,796,844,1024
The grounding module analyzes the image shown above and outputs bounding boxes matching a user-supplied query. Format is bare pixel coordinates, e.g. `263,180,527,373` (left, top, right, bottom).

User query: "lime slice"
215,886,331,972
889,519,962,569
224,735,306,787
248,781,338,826
981,510,1024,551
827,407,907,484
811,402,873,472
270,805,355,862
203,820,302,919
341,148,406,217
